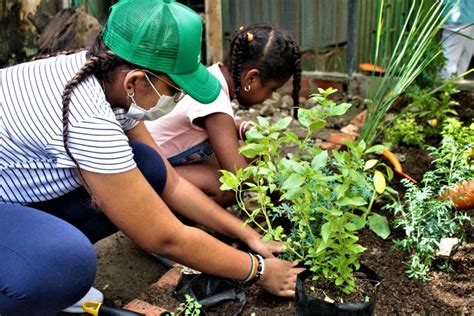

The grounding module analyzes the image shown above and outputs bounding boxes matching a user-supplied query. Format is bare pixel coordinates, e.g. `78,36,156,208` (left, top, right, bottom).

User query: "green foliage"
220,88,392,294
170,294,201,316
384,112,427,147
385,118,473,281
360,0,448,145
384,84,460,148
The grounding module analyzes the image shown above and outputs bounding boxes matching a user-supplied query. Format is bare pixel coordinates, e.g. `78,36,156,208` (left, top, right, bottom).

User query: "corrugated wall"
222,0,435,73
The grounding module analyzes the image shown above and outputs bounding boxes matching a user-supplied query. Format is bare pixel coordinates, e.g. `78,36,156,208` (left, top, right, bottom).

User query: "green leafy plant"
220,88,392,294
384,111,427,147
170,294,201,316
385,118,473,281
360,0,451,145
384,84,460,147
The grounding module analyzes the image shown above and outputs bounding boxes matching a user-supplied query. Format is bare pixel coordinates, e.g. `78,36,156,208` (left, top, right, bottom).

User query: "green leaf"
321,222,331,243
364,159,378,170
344,223,358,231
368,214,390,239
365,144,385,154
337,196,367,206
373,170,386,193
273,116,293,130
348,244,366,254
256,116,270,128
311,150,328,169
239,143,266,158
281,174,305,190
325,103,352,116
351,217,366,230
298,108,313,127
219,170,239,191
245,129,264,140
309,119,326,132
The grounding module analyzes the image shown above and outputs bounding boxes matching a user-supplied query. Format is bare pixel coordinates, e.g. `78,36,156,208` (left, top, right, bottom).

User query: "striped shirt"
1,51,139,204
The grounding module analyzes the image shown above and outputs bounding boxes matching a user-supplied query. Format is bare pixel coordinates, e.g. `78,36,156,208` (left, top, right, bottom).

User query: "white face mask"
126,93,177,121
125,71,185,121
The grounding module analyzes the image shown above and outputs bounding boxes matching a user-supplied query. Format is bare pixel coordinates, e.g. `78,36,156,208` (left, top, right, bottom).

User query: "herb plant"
170,294,201,316
385,118,473,281
220,88,392,294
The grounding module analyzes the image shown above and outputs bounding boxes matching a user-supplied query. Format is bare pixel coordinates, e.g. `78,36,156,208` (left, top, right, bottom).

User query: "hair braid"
290,40,302,118
61,50,120,193
230,32,247,97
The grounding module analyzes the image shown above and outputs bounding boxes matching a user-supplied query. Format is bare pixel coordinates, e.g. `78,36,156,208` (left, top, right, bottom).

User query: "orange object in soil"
382,149,417,183
359,63,386,74
440,180,474,210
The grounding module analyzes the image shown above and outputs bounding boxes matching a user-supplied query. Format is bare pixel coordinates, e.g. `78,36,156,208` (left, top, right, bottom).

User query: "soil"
75,91,472,315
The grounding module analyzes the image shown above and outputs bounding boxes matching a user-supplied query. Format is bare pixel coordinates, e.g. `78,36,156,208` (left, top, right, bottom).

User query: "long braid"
290,39,302,118
230,32,247,97
61,50,121,194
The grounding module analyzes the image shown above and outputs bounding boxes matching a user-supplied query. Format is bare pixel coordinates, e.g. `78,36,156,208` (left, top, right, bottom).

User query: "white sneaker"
62,286,104,313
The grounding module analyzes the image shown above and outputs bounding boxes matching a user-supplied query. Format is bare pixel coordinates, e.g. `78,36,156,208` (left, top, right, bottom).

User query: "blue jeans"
0,141,167,315
168,139,214,166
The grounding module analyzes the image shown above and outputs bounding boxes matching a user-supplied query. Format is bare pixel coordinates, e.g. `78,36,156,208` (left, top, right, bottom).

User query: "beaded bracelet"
254,254,265,281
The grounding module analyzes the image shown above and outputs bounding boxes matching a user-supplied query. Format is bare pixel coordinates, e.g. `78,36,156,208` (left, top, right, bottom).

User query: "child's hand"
257,259,305,297
247,237,283,258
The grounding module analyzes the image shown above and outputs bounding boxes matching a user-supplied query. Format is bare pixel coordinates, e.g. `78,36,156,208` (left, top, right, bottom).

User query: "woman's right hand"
257,258,305,297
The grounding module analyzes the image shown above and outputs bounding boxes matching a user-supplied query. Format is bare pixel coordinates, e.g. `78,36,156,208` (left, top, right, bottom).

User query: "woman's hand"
246,236,283,258
257,258,305,297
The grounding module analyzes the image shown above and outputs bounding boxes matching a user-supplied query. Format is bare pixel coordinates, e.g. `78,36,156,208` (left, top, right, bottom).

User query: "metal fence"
222,0,435,73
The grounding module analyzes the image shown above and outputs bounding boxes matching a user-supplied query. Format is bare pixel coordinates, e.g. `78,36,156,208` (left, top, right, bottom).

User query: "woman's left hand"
246,237,283,258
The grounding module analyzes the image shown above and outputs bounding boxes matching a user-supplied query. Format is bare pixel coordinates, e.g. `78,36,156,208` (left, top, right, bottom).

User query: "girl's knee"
129,141,168,193
0,204,96,314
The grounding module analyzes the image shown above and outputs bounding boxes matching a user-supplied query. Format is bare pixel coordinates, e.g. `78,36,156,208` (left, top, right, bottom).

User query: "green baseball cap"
102,0,220,104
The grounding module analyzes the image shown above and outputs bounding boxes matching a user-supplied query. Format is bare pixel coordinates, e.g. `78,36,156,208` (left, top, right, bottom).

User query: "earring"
244,85,251,92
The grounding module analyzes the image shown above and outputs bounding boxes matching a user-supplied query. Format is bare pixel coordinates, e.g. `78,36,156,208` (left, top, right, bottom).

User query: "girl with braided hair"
146,23,302,207
0,2,303,314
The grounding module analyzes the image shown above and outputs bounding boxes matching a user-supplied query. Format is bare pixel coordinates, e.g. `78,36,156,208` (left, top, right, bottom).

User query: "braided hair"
224,23,302,109
60,36,134,193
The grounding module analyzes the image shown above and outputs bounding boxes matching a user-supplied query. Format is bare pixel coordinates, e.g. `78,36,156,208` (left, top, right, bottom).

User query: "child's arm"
204,113,249,172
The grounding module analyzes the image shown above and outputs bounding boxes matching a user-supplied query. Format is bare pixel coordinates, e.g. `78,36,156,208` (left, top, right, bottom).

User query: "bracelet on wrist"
243,253,265,285
243,253,258,283
238,121,250,141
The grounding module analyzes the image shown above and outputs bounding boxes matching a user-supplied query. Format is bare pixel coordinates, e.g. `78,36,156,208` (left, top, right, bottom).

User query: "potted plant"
220,88,393,315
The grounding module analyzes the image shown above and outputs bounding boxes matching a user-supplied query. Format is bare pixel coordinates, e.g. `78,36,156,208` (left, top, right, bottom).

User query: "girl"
145,23,302,206
0,2,302,314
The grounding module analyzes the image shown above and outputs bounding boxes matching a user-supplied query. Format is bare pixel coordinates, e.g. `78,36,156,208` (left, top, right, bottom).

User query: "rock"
32,8,101,55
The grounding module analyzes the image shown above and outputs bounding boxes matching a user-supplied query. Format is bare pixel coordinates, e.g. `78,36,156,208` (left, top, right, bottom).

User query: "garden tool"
82,301,145,316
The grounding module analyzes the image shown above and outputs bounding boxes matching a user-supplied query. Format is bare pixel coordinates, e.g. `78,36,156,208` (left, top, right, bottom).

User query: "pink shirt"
145,63,233,158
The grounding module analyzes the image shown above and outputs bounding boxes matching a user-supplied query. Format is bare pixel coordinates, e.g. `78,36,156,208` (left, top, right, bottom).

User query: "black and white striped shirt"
1,51,139,204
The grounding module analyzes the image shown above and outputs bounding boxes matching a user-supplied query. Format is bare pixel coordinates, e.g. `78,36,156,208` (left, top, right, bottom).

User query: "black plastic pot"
172,273,246,316
295,264,380,316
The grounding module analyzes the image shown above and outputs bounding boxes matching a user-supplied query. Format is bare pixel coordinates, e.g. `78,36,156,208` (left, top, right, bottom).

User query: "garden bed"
135,91,473,315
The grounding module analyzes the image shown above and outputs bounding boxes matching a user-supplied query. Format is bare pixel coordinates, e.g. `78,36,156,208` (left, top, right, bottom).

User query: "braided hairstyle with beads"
224,23,302,109
60,36,136,192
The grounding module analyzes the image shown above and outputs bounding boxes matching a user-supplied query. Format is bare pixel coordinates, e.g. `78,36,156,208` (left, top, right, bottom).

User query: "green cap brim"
169,63,221,104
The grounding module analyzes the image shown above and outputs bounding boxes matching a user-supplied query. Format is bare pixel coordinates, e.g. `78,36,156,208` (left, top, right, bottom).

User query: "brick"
329,132,356,145
340,124,360,137
150,265,184,290
318,141,342,150
124,299,168,315
350,110,366,129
